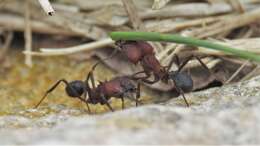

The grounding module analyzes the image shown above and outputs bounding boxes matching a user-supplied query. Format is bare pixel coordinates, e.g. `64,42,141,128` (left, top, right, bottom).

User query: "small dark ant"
116,40,213,107
34,63,141,113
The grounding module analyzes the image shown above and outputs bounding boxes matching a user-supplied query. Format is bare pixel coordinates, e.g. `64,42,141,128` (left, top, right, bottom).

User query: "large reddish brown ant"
116,40,213,107
34,63,141,113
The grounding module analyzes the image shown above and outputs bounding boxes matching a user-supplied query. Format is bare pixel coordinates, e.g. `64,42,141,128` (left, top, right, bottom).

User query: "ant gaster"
116,40,213,107
34,63,141,113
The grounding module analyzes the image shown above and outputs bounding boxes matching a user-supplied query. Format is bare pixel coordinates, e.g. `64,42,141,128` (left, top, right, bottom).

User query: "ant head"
115,40,138,48
115,40,126,47
168,71,193,93
121,79,137,98
65,80,85,98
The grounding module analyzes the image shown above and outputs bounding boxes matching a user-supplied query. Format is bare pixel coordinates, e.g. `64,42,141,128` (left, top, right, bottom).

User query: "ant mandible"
34,62,141,113
116,40,213,107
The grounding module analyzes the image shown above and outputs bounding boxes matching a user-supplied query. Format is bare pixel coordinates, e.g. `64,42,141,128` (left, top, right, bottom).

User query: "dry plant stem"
121,0,163,53
198,38,260,55
147,14,234,33
207,58,222,69
225,60,250,84
23,38,114,56
122,0,145,31
193,8,260,38
0,14,76,36
41,38,113,53
0,31,13,60
226,0,244,13
240,65,260,81
24,0,33,67
152,0,171,10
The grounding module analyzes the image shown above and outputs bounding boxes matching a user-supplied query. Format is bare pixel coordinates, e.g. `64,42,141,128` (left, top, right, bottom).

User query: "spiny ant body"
34,63,140,113
116,40,212,107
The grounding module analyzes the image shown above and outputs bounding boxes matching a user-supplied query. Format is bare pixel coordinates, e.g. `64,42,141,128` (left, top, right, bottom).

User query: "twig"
240,65,260,81
24,0,33,67
0,14,77,36
122,0,163,53
0,31,13,61
225,60,250,84
38,0,55,16
122,0,145,31
23,38,113,56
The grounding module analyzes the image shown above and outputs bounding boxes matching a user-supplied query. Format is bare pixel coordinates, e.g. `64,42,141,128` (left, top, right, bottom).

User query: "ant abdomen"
65,80,85,97
169,71,193,93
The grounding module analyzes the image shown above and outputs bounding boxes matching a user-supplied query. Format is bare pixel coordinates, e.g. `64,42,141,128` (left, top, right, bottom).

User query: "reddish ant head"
115,40,143,64
136,41,154,55
65,80,85,98
168,71,193,93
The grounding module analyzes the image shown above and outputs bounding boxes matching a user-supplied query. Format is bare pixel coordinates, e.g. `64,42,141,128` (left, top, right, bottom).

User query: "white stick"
40,38,113,53
38,0,55,16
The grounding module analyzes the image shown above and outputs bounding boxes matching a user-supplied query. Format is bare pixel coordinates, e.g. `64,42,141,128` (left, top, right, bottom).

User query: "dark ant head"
120,79,137,99
168,71,193,93
115,40,125,48
65,80,85,98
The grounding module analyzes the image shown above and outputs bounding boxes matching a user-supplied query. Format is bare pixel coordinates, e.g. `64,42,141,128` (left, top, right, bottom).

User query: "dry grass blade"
152,0,171,10
24,0,33,67
225,60,250,84
40,38,113,54
0,31,13,61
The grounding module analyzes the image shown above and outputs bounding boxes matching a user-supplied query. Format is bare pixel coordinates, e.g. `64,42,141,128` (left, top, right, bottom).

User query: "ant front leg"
166,54,180,72
34,79,69,108
87,64,99,89
79,91,91,114
178,55,210,72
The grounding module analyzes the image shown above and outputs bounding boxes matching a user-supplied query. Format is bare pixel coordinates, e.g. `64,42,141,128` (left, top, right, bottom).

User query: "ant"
34,62,141,113
116,40,213,107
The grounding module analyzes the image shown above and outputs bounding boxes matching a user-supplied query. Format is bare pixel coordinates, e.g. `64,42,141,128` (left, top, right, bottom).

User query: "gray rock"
0,76,260,145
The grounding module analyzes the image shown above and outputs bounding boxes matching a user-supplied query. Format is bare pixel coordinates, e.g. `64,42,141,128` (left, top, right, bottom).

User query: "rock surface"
0,76,260,145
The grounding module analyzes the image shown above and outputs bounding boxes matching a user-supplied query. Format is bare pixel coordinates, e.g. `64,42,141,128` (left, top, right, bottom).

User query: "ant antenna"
34,79,69,108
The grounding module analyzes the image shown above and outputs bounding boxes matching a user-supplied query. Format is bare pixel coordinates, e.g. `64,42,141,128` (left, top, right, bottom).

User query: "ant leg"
177,55,194,72
193,56,213,74
34,79,69,108
178,89,190,107
80,91,91,114
121,97,125,109
101,95,114,112
131,71,147,78
87,49,119,88
136,80,141,107
166,54,180,72
172,79,190,107
178,55,214,77
141,76,160,84
178,55,210,72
